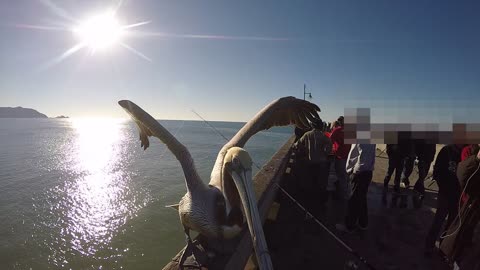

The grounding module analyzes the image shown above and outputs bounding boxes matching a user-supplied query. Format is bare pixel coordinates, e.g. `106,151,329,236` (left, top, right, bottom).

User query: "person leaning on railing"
293,118,332,214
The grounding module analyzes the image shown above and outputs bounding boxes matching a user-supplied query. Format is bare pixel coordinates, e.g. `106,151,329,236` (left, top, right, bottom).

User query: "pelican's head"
223,148,255,210
224,147,253,176
223,147,270,264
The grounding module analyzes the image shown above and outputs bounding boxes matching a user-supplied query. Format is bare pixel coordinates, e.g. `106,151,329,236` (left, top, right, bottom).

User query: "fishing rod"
191,109,377,270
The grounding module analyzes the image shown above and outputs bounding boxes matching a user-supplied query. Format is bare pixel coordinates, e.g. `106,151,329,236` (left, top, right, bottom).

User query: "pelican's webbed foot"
178,227,200,270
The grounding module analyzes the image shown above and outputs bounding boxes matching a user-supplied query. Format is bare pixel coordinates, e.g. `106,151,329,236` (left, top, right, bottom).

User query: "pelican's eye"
232,157,241,168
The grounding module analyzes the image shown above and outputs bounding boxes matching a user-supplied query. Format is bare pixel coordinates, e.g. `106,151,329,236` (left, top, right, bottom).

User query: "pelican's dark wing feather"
210,96,320,186
230,96,320,147
118,100,203,190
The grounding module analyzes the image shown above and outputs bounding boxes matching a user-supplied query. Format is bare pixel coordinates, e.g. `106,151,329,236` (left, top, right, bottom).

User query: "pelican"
118,97,320,269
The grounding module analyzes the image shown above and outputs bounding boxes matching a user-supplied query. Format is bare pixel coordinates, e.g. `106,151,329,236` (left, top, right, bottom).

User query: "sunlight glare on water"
67,118,125,251
33,118,151,268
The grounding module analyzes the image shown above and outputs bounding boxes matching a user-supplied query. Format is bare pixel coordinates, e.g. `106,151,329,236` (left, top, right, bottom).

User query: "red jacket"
461,144,480,161
329,126,351,160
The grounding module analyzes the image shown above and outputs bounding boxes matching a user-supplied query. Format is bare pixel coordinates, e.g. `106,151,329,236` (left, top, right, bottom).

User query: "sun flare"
73,11,124,51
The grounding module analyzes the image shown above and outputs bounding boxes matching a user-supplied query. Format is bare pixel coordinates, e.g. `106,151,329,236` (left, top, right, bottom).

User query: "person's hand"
477,146,480,160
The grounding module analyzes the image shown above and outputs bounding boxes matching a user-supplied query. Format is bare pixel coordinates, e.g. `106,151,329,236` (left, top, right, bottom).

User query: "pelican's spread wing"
229,96,320,148
210,96,320,186
118,100,202,190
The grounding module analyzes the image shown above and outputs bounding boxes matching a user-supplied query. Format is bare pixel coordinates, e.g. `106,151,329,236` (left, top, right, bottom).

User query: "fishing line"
191,109,376,269
191,109,262,170
157,120,185,159
191,110,230,142
275,183,377,270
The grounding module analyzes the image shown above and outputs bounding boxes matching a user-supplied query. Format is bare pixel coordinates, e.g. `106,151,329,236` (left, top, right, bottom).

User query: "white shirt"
346,144,376,174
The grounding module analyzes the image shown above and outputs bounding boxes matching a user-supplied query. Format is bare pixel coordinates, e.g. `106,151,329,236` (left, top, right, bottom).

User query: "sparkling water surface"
0,119,291,269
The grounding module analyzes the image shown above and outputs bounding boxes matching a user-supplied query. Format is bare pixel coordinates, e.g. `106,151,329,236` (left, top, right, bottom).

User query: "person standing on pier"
424,144,463,256
336,143,376,232
441,145,480,267
412,141,436,207
294,118,332,215
399,136,415,188
382,144,405,203
329,116,352,201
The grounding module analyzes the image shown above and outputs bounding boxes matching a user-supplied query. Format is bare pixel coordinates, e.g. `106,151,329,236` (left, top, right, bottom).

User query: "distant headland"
0,107,48,118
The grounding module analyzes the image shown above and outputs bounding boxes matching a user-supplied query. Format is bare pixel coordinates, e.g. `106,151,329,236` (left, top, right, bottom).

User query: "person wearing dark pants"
329,116,352,202
336,144,376,232
413,142,436,196
345,171,373,229
411,141,436,208
399,138,415,188
425,144,463,255
294,118,332,217
306,162,330,205
383,144,405,202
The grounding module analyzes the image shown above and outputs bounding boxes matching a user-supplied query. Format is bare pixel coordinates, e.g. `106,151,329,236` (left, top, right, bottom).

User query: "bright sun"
73,11,125,51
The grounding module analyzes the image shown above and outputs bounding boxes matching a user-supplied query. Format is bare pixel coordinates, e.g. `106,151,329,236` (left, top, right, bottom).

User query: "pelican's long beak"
231,168,273,270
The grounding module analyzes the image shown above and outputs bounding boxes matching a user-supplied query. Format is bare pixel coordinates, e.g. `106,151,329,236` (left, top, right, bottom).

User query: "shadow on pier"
163,142,480,269
266,148,451,270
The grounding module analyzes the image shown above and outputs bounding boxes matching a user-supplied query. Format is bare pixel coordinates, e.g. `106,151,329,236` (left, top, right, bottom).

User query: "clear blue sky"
0,0,478,123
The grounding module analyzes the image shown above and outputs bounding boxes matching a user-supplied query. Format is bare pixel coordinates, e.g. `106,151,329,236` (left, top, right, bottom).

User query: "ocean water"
0,119,292,270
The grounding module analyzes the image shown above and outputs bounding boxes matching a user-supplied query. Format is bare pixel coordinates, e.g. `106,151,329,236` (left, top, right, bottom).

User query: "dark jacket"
415,141,436,163
386,144,402,158
457,154,480,197
433,145,462,187
397,135,415,158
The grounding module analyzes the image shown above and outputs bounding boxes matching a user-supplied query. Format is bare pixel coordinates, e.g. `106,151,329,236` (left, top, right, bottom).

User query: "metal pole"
303,83,312,100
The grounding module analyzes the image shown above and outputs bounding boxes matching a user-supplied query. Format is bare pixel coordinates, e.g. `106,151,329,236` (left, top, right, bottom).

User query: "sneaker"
335,223,355,233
